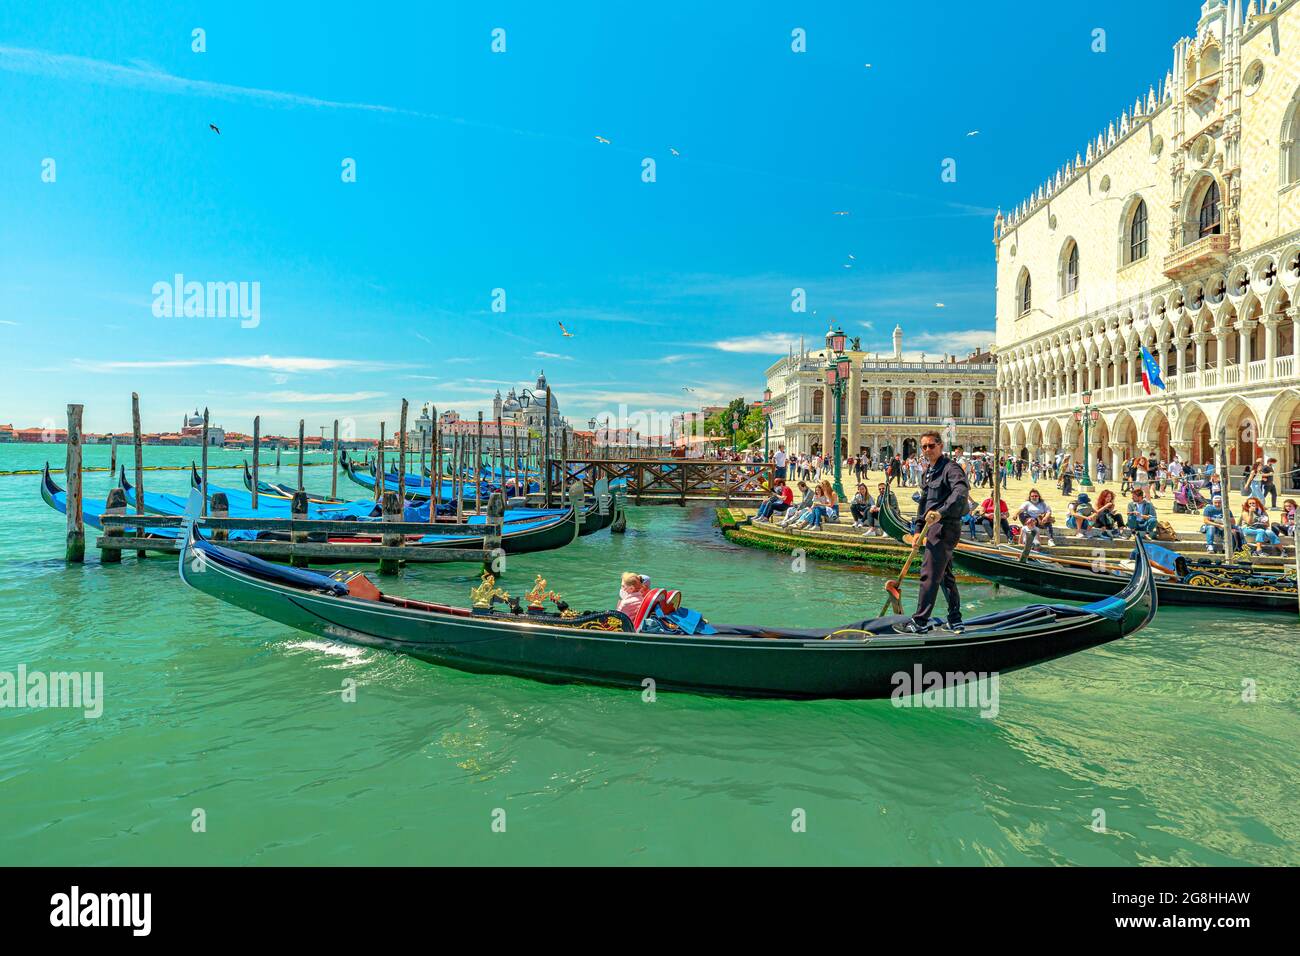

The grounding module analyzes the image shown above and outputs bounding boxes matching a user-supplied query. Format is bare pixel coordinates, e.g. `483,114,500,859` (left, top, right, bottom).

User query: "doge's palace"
995,0,1300,487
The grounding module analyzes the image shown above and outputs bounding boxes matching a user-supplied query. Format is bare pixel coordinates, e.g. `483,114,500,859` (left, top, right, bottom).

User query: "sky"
0,0,1197,437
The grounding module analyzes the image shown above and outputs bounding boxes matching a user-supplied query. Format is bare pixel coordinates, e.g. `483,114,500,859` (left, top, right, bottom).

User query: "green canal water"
1,444,1297,865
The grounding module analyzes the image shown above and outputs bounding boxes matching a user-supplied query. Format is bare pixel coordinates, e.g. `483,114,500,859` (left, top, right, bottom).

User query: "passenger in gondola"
617,572,650,617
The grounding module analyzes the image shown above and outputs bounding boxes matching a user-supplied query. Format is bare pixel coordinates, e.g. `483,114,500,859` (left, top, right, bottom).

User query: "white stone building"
764,326,996,458
995,0,1300,485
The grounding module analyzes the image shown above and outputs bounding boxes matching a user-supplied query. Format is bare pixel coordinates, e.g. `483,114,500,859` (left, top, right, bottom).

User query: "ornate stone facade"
995,0,1300,483
764,326,995,457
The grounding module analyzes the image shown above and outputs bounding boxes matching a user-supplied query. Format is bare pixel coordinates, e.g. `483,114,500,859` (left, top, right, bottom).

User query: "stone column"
1194,332,1207,373
846,361,862,455
1109,442,1123,477
1292,308,1300,365
1174,336,1187,378
1263,315,1280,378
1214,331,1229,369
1240,318,1257,367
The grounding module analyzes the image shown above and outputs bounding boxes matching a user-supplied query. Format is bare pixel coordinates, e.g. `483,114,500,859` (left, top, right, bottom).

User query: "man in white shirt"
773,444,787,480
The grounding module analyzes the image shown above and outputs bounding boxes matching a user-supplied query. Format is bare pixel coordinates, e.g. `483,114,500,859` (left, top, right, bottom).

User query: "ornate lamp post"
1072,389,1099,488
762,387,772,461
587,417,597,458
824,326,849,497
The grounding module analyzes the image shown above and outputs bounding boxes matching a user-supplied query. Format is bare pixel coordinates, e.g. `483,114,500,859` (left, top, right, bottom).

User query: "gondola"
121,468,582,554
339,449,437,501
178,516,1156,700
236,461,346,504
40,464,177,538
877,492,1298,612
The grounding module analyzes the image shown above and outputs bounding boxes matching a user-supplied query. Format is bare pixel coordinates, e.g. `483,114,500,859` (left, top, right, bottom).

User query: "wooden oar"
882,512,939,615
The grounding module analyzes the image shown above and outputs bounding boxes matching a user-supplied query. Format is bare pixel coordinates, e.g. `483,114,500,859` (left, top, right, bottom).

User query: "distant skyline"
0,1,1196,434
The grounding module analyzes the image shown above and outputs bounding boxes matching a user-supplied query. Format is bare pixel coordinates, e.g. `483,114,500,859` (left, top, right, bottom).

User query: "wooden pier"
547,458,774,506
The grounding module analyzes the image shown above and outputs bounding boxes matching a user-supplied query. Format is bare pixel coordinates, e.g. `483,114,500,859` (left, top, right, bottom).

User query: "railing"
1162,233,1232,279
1277,355,1296,379
1182,370,1198,390
549,458,774,505
1223,364,1242,385
1201,368,1219,388
1248,359,1268,382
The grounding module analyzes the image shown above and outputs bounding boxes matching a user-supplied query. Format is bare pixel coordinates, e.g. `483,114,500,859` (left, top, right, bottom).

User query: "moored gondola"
877,491,1298,612
178,515,1156,700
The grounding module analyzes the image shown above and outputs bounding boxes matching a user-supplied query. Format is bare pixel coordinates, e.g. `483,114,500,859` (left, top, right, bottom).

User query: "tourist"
1092,488,1121,537
972,493,1011,541
1200,494,1243,553
864,481,896,536
1245,458,1267,503
894,429,970,634
773,444,787,480
755,478,794,522
1066,492,1095,538
1262,457,1279,508
1124,488,1157,537
1016,488,1056,547
780,481,815,528
1133,456,1150,496
849,483,872,527
1272,498,1297,538
1096,459,1108,484
1240,497,1281,555
799,479,839,530
1059,465,1074,497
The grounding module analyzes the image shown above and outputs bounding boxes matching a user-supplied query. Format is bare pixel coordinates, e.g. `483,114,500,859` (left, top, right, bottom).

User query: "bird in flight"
209,123,221,135
847,254,855,260
594,135,611,145
966,130,980,136
558,321,575,337
669,147,680,156
843,264,852,268
832,210,850,216
682,386,696,392
863,63,872,68
935,302,946,308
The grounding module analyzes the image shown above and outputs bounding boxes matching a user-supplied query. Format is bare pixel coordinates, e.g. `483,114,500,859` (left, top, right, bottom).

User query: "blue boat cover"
193,537,350,596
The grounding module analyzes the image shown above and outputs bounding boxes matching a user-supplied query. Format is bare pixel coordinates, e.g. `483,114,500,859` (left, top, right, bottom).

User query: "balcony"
1163,234,1231,280
1277,356,1296,380
1248,359,1268,383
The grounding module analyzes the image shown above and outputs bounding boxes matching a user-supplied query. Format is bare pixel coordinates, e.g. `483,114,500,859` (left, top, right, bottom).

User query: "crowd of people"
748,442,1297,556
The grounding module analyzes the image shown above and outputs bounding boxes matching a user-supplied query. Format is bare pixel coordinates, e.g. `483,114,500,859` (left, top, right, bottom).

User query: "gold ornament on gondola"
470,571,511,609
525,574,564,612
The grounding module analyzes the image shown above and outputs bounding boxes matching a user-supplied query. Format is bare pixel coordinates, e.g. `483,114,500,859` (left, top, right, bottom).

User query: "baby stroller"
1173,479,1206,514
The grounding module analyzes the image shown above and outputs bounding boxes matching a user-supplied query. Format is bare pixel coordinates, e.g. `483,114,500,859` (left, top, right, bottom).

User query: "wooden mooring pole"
475,411,483,515
201,407,210,516
290,491,309,568
398,399,409,505
101,486,125,563
331,419,339,499
132,392,146,559
376,423,386,504
251,416,261,511
297,419,305,492
379,490,402,576
65,403,85,563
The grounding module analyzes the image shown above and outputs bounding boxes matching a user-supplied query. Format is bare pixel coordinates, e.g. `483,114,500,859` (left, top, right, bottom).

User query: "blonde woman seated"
794,479,839,530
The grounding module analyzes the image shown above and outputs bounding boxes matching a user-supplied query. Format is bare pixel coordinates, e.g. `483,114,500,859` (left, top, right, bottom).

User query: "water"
2,444,1297,865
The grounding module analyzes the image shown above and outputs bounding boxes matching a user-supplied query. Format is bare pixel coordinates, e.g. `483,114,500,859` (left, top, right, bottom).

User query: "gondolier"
897,429,970,634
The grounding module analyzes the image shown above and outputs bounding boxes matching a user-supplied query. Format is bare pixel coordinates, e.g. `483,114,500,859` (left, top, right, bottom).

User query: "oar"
882,512,939,615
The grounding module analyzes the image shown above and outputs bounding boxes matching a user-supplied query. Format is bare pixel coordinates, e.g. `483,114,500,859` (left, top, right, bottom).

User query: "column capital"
1261,313,1282,328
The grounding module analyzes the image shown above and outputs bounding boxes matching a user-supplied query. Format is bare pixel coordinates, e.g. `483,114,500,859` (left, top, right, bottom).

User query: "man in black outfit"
896,429,970,634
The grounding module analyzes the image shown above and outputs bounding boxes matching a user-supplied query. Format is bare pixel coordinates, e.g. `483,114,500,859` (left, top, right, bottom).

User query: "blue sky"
0,0,1194,436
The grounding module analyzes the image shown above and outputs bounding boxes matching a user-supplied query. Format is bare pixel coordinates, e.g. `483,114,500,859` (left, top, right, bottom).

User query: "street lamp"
762,387,772,461
1072,389,1100,487
588,417,597,458
824,325,849,497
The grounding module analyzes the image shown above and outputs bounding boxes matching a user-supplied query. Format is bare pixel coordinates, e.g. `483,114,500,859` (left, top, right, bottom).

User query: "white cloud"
74,355,400,374
711,332,801,354
249,391,388,404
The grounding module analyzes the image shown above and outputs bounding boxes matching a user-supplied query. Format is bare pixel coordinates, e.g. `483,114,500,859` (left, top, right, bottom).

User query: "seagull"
209,123,221,135
863,63,872,68
558,321,575,337
594,135,611,145
669,147,680,156
843,264,852,268
847,254,855,260
935,302,946,308
682,386,696,392
832,210,850,216
966,130,980,136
